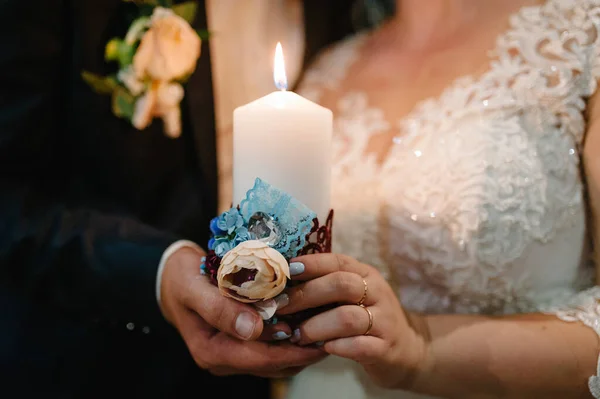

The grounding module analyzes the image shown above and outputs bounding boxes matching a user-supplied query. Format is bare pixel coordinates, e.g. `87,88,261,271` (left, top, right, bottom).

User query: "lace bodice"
290,0,600,397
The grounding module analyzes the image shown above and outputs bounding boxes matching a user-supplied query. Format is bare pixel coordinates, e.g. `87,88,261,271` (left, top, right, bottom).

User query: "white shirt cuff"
156,240,204,306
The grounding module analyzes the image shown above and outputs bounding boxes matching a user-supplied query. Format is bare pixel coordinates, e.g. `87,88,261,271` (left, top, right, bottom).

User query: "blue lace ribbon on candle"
239,178,316,259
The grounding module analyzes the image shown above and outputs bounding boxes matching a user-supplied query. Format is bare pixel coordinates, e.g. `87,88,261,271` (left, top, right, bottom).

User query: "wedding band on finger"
356,278,368,306
358,304,373,336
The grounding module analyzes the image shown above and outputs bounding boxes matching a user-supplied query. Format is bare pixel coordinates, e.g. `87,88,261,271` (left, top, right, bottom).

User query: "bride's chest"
332,89,582,194
299,0,600,314
330,92,588,313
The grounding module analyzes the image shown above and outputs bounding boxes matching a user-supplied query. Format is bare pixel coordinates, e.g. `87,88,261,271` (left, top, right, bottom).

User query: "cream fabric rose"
133,7,201,81
217,240,290,303
132,80,184,137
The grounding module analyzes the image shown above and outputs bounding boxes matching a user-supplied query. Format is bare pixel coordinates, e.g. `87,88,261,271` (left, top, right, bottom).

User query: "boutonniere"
82,0,208,138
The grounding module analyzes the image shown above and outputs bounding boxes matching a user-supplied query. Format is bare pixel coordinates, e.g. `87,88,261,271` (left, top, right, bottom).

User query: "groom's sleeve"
0,180,184,327
0,0,195,329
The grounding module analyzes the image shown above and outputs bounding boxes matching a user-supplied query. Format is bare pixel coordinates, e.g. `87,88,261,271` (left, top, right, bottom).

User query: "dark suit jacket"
0,0,354,397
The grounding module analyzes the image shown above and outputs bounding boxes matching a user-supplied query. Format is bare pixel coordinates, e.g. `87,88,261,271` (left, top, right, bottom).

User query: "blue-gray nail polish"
273,331,292,340
316,341,325,347
289,262,305,276
290,329,301,343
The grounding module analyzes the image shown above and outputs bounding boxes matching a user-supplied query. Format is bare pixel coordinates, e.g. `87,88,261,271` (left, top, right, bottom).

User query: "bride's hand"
277,253,430,390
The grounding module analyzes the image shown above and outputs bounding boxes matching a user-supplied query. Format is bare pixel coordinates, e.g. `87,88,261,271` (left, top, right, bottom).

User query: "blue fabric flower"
208,237,216,251
210,216,226,236
214,239,233,257
217,208,244,235
234,226,252,244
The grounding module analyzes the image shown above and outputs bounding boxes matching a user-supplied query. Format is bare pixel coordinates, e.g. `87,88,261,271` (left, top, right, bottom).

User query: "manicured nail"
275,293,289,309
315,341,324,346
235,312,256,339
273,331,291,340
290,328,301,343
289,262,305,276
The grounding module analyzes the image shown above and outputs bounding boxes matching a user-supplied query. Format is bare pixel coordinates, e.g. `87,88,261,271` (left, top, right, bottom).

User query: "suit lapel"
183,0,218,216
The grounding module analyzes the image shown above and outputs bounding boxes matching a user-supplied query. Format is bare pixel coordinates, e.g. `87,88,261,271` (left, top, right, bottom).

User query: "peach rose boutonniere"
82,0,208,138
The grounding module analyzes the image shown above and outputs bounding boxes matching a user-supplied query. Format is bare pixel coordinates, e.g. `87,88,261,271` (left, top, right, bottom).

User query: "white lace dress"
286,1,600,398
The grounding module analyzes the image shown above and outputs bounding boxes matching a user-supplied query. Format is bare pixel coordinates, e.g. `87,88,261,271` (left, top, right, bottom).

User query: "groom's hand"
159,247,326,377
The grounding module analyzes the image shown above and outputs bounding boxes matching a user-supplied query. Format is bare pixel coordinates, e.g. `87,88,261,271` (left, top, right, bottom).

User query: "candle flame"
274,42,287,91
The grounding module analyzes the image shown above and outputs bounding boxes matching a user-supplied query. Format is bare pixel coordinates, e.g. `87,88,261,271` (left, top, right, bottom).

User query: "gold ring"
357,278,368,306
358,304,373,336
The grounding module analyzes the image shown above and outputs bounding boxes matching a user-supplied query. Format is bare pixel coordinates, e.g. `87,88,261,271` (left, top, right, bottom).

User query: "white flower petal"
151,7,175,21
132,87,157,130
125,16,150,45
157,82,184,107
160,106,181,138
254,299,278,320
117,66,145,96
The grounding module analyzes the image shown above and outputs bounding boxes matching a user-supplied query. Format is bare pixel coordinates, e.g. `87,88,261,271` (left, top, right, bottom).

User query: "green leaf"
117,42,137,69
112,87,136,120
196,29,211,41
172,1,197,24
105,38,122,62
104,37,136,68
81,71,118,94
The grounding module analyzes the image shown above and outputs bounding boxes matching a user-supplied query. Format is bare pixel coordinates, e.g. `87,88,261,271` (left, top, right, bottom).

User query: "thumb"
187,277,264,341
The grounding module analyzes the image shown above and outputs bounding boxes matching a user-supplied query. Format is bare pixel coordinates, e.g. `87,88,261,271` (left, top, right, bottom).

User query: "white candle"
232,43,333,219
